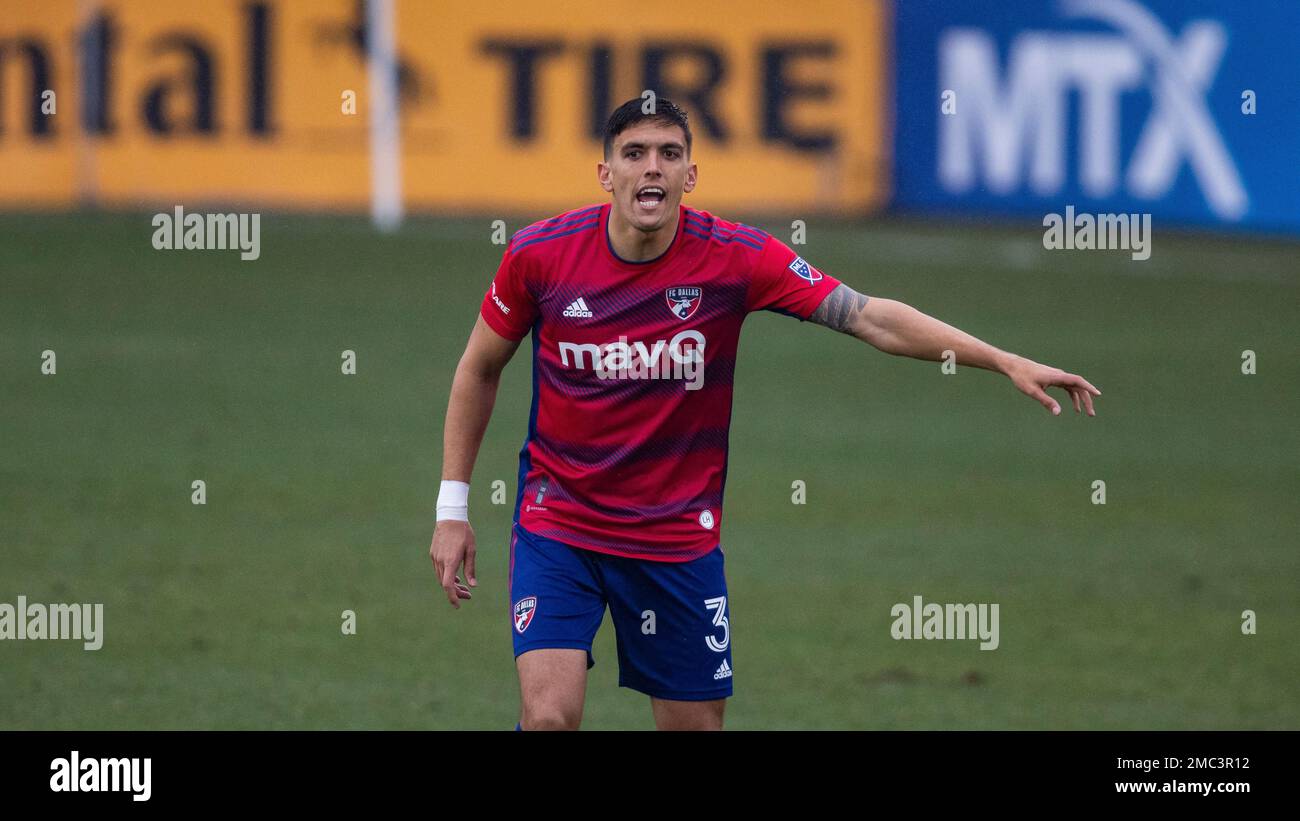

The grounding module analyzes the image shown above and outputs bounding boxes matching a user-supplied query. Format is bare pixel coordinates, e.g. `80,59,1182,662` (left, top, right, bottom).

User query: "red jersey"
479,202,842,561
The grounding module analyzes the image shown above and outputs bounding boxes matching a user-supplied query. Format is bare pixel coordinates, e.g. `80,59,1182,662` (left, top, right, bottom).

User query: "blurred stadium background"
1,0,1296,729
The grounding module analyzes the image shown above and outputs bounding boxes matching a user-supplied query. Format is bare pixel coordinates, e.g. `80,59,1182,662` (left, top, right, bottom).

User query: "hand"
1002,355,1101,416
430,520,477,608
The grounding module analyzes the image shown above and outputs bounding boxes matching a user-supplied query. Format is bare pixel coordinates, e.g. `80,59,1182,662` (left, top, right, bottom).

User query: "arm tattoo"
808,284,869,335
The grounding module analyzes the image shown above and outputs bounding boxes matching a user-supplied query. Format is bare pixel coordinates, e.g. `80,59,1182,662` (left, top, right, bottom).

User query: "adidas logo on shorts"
713,659,733,680
563,297,593,318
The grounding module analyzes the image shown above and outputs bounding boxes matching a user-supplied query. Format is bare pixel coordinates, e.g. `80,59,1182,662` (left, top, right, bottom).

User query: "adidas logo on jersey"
713,659,733,680
563,297,593,318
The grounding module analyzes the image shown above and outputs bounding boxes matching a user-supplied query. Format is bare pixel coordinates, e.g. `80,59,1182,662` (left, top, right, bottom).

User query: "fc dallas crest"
665,286,702,320
513,596,537,634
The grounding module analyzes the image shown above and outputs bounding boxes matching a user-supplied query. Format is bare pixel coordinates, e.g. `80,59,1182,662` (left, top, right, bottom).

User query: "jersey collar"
601,202,685,271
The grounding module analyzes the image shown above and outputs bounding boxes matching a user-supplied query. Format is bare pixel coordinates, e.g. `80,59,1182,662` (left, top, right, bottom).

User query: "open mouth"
635,186,666,210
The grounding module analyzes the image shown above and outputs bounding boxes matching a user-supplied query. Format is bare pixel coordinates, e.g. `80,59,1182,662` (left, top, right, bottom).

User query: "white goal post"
367,0,403,232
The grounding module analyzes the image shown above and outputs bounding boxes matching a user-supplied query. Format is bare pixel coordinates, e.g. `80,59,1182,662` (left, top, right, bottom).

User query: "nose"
644,152,663,177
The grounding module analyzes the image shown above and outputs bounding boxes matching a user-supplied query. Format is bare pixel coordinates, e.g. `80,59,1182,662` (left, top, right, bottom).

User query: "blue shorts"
508,523,733,701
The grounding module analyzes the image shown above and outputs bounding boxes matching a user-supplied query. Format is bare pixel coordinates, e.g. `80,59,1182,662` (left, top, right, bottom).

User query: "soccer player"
430,98,1100,731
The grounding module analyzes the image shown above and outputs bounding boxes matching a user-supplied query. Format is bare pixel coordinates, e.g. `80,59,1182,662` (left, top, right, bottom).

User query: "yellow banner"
0,0,888,213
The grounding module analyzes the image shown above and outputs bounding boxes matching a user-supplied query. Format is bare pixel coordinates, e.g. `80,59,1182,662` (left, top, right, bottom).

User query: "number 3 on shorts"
704,596,729,652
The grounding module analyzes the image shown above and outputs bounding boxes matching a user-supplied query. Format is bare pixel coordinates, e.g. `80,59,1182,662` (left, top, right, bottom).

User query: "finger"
465,547,477,587
442,565,461,609
1070,387,1081,414
1031,387,1061,415
452,574,473,601
1081,387,1096,417
1064,373,1101,396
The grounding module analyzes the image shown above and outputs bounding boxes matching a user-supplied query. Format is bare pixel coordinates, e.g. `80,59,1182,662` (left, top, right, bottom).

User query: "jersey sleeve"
479,246,538,341
745,235,843,321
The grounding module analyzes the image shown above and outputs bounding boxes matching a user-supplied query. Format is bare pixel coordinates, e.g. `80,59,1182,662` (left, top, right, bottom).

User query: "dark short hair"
602,97,692,160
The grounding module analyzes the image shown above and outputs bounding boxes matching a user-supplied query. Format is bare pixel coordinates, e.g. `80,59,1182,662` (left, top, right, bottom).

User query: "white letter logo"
939,0,1246,219
704,596,729,652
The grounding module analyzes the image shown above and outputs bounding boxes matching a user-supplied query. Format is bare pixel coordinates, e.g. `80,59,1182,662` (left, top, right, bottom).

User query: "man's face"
598,121,697,232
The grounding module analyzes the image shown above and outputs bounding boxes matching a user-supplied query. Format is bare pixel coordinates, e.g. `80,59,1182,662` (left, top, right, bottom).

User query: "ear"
683,162,698,194
597,161,613,193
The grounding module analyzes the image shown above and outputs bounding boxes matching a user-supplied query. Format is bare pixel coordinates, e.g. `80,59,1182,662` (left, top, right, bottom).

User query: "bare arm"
432,315,523,608
441,314,524,482
809,283,1100,416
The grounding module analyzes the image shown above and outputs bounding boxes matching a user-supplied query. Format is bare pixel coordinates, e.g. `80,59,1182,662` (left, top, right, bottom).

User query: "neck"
607,205,679,262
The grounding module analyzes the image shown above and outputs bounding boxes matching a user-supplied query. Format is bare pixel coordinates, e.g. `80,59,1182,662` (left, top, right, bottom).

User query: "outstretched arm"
808,284,1100,416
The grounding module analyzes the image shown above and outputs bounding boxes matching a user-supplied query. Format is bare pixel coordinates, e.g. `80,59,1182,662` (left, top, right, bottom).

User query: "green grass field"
1,211,1296,729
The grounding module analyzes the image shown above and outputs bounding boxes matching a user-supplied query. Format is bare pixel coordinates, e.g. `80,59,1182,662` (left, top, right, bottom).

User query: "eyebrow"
620,141,685,153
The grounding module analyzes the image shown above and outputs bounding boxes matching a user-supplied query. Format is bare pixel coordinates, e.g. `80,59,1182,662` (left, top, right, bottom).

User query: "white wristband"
436,480,470,522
